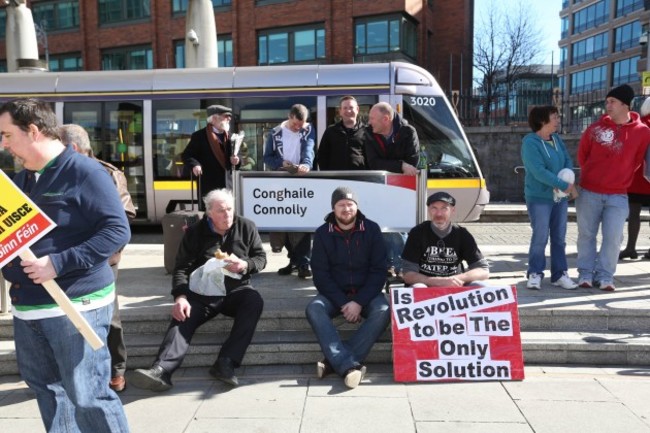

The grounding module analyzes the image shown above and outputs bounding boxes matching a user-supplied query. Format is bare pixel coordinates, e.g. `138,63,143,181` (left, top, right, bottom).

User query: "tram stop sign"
0,169,56,269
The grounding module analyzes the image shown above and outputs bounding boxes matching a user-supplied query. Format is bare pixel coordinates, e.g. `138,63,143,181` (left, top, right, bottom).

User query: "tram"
0,62,489,223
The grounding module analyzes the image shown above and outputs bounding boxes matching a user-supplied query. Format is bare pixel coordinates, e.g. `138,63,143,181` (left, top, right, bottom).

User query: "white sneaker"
526,273,542,290
552,273,578,290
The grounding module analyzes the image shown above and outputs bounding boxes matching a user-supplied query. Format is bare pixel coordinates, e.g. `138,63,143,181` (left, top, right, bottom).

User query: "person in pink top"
619,97,650,260
576,84,650,291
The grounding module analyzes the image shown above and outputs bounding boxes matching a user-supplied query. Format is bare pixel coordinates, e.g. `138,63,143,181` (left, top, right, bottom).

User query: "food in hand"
214,248,230,259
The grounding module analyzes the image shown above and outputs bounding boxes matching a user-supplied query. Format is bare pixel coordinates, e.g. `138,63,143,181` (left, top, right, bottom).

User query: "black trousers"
109,263,127,377
155,287,264,374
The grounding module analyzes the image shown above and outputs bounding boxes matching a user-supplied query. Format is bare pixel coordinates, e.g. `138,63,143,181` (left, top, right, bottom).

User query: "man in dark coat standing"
182,105,240,209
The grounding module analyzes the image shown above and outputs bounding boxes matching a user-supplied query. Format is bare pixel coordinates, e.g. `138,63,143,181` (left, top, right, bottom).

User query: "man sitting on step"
131,189,266,391
306,186,391,389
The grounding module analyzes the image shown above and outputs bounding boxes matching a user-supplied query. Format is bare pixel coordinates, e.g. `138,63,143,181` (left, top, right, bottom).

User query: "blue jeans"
286,232,312,267
305,293,390,376
576,188,629,283
384,232,407,271
526,200,569,282
13,303,130,433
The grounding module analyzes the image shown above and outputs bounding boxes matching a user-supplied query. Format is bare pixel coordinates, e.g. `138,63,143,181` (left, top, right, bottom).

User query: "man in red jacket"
576,84,650,291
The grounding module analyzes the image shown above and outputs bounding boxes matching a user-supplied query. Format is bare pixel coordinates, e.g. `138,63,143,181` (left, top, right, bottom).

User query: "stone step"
2,329,650,376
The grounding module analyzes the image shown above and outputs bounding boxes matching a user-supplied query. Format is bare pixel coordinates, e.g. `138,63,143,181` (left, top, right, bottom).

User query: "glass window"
570,65,607,94
560,46,567,68
355,15,417,59
33,1,79,31
561,16,569,39
614,21,641,52
612,56,640,86
172,0,231,13
258,25,325,65
101,45,153,70
48,53,83,71
616,0,644,17
174,36,233,67
0,59,6,72
0,8,6,39
572,31,608,64
573,0,609,34
99,0,150,25
63,101,146,217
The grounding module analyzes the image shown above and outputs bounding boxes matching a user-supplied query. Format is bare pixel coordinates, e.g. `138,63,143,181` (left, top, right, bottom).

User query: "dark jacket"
172,214,267,299
3,146,130,310
316,120,367,170
311,210,387,308
182,127,239,195
365,112,419,173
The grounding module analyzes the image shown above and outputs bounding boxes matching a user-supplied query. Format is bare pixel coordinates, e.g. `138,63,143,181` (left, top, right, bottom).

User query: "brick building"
0,0,473,93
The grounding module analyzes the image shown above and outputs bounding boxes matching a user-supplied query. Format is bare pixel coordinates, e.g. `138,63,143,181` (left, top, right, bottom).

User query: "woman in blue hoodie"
521,106,578,290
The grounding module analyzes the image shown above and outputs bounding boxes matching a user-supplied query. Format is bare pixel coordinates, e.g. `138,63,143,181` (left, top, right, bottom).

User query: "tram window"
324,95,377,126
64,101,147,218
402,97,478,179
0,149,20,177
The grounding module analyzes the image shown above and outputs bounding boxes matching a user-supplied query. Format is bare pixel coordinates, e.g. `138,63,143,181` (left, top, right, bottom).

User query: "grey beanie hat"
331,186,358,208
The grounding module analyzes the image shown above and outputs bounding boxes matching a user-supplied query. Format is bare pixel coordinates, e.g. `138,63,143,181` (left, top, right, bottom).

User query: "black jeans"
109,263,127,377
155,287,264,374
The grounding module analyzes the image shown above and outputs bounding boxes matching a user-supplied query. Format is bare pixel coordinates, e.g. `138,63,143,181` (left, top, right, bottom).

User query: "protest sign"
0,169,103,350
391,285,524,382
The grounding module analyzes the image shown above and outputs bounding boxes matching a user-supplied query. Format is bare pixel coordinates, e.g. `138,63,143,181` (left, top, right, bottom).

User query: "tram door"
63,101,146,219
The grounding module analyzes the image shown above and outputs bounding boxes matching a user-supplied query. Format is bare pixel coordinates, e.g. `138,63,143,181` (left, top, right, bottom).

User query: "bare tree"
474,0,543,125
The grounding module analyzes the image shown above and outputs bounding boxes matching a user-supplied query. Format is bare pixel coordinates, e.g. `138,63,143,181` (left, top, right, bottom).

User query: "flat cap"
206,104,232,116
426,191,456,207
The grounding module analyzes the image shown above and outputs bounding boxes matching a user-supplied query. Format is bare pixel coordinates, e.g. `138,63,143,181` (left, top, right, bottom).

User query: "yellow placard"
0,169,56,268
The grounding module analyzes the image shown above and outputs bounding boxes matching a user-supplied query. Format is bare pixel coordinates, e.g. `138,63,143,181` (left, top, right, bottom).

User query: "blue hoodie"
521,132,574,203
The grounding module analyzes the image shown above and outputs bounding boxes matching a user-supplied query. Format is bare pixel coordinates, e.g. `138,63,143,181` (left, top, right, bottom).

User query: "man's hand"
230,155,240,166
401,161,418,175
224,257,247,274
192,165,203,177
297,164,310,175
20,256,57,284
172,296,191,321
341,301,362,323
428,276,464,287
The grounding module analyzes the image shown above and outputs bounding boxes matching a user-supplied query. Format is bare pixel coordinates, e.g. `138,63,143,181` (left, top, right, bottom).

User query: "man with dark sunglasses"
402,191,489,287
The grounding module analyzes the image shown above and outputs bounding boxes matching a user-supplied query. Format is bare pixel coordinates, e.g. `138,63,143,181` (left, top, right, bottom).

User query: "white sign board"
238,172,419,231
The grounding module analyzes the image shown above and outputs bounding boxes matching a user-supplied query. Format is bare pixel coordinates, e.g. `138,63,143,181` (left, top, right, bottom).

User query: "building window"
560,46,568,68
572,32,608,64
258,26,325,65
99,0,150,25
171,0,231,13
355,15,417,59
48,53,83,71
612,56,640,86
218,36,233,67
173,36,233,68
0,8,6,39
614,21,641,52
570,65,607,94
573,0,609,35
0,59,6,72
101,45,153,70
616,0,644,17
33,1,79,31
561,16,569,39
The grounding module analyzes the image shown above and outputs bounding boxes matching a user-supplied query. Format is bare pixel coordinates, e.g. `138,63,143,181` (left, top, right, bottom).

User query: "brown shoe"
109,375,126,392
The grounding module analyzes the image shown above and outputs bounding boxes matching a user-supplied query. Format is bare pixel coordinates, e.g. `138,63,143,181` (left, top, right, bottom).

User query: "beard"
335,213,356,227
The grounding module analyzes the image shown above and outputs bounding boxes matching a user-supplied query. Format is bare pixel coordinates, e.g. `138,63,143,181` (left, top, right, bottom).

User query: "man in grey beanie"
305,186,390,389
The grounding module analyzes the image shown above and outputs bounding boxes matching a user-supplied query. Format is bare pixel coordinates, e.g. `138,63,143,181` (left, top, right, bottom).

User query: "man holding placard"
0,99,131,432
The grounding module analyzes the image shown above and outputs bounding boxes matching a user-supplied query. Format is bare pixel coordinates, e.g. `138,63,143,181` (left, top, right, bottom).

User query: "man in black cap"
182,104,240,209
306,186,390,389
575,84,650,291
402,191,489,287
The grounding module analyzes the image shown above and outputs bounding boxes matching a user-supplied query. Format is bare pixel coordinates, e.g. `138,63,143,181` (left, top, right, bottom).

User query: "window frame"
257,25,325,65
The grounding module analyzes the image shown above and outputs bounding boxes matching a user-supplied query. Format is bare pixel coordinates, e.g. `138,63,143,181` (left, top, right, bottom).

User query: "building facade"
0,0,474,93
558,0,650,132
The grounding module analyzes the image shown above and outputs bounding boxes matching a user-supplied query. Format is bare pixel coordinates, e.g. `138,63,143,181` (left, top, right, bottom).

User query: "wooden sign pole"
19,249,104,350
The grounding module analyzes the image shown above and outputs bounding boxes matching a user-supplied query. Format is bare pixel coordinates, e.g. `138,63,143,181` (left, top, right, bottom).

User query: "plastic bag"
189,256,242,297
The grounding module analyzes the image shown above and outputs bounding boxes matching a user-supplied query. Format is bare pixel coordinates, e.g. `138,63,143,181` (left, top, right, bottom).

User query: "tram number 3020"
409,96,437,106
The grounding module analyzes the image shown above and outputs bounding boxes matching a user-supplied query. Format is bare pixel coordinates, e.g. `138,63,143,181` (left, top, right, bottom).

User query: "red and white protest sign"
391,285,524,382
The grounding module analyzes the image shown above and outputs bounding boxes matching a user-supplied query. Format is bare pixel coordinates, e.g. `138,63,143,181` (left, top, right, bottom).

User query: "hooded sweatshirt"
578,112,650,195
521,132,574,203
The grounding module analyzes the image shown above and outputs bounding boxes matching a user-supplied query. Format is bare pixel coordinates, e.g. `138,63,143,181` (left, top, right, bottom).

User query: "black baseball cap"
426,191,456,207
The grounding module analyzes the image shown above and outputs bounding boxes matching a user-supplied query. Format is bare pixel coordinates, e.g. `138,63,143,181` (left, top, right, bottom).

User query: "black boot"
130,365,172,392
209,357,239,386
